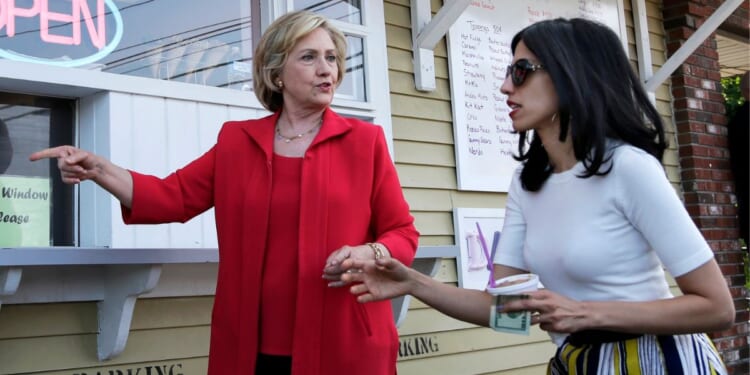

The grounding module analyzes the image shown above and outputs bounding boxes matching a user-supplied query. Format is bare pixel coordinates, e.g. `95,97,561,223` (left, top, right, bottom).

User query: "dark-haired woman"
335,17,733,374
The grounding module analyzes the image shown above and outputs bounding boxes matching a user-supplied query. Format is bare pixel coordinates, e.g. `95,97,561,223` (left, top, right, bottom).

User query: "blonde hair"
253,10,347,112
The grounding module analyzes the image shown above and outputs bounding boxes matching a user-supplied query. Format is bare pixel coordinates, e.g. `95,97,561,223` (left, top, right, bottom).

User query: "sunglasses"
505,59,544,86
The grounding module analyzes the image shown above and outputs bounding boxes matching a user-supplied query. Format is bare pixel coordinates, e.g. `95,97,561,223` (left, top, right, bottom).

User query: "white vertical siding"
78,91,266,248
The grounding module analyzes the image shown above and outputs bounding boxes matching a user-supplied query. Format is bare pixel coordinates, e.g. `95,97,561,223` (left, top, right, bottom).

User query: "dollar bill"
490,294,530,335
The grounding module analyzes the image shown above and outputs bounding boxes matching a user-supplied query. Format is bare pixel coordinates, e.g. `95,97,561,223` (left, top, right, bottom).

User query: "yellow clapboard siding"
392,116,454,144
387,46,451,79
0,302,96,339
400,260,459,287
0,326,210,374
386,23,414,52
397,326,553,362
646,0,663,24
389,70,452,99
403,188,508,212
395,140,456,167
387,46,413,73
450,192,509,209
397,341,554,375
640,0,678,186
649,48,667,65
403,188,455,211
397,164,457,189
36,357,208,375
397,306,478,335
130,296,214,330
408,298,431,310
648,32,667,53
383,10,446,57
665,168,680,188
412,211,454,236
0,297,213,374
662,147,679,167
665,166,680,182
0,297,214,340
391,93,453,122
655,96,673,114
384,1,410,28
418,235,457,246
436,259,459,283
386,0,409,8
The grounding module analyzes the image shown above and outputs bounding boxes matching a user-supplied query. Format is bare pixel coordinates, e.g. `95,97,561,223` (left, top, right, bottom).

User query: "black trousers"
255,353,292,375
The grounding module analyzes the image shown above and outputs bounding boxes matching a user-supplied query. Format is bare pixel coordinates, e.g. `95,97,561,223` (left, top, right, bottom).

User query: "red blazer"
122,108,419,374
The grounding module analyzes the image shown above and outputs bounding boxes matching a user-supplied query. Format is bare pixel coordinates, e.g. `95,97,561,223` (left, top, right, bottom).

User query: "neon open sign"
0,0,123,67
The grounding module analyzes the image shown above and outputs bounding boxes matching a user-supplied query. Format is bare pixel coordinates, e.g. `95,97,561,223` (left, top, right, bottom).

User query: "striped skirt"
548,333,727,374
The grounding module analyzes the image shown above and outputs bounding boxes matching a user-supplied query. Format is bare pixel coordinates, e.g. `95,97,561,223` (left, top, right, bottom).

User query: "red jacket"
122,108,419,374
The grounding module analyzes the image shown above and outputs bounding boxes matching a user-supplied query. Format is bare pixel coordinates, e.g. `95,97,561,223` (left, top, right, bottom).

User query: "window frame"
0,93,76,247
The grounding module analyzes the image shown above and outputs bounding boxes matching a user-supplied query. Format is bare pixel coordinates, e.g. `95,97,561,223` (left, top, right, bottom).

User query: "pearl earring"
277,80,284,89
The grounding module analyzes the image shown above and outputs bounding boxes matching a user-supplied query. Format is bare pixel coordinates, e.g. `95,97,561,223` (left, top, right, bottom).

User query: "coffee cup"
486,273,539,335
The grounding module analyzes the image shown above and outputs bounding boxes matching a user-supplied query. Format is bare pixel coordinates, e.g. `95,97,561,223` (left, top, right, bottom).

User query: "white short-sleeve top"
495,144,714,305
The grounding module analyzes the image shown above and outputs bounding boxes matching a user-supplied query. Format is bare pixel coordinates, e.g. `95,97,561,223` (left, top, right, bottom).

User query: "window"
0,93,75,246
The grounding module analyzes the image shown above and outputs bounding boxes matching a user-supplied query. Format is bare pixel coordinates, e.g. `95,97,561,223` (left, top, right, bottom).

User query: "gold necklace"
275,118,322,143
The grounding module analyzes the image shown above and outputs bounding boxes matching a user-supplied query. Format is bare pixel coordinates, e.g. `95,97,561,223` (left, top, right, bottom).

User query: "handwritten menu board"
447,0,625,192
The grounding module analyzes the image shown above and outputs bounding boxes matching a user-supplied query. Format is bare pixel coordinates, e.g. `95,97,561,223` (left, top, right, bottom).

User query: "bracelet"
366,242,384,260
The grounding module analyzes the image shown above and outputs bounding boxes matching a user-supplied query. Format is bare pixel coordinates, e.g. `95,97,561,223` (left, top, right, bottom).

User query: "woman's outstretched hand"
29,145,102,184
339,257,416,303
323,244,384,287
29,145,134,207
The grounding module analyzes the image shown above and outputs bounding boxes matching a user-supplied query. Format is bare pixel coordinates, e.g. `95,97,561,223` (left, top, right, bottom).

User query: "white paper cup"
486,273,539,295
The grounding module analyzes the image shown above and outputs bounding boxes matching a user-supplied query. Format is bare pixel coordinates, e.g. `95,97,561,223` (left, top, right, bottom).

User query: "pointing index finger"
29,146,71,161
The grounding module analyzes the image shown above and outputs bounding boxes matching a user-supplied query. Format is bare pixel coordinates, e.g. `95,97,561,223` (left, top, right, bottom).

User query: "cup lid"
486,273,539,294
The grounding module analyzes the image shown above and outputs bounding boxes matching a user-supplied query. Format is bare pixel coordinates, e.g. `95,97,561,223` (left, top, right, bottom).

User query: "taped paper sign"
0,176,51,247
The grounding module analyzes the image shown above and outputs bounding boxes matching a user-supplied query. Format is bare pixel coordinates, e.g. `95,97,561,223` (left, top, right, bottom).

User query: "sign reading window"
0,176,51,247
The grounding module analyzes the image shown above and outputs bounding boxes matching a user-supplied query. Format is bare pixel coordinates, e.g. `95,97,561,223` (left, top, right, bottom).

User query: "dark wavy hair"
511,18,666,191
